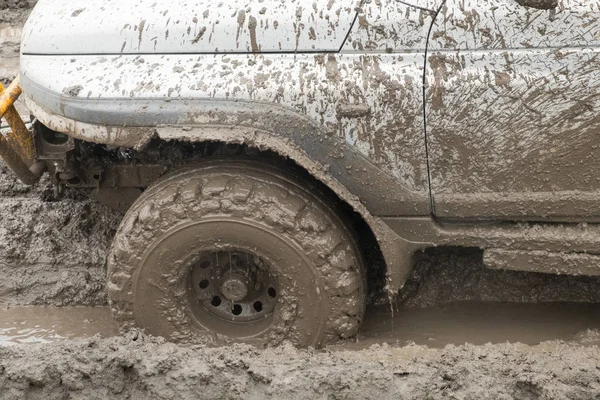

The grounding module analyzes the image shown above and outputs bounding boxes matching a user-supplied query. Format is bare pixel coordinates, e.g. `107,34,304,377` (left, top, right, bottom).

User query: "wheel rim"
190,250,278,323
112,165,365,347
133,218,324,344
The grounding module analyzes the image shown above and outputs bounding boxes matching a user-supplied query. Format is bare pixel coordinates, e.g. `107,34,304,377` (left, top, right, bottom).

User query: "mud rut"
2,3,600,398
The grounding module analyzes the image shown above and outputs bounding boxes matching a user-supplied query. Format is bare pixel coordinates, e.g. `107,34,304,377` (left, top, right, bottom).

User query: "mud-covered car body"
15,0,600,294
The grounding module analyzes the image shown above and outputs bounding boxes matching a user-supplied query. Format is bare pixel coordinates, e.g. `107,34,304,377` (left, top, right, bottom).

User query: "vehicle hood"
21,0,358,55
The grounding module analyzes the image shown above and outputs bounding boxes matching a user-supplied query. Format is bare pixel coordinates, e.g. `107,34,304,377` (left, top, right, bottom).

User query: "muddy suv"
1,0,599,347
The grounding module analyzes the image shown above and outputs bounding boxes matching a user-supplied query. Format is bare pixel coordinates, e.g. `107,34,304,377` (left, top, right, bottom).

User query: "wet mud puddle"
0,306,117,346
1,302,599,347
353,301,600,349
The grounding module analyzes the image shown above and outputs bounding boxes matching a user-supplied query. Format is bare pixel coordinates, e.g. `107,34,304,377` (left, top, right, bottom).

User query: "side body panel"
22,0,357,54
426,0,600,220
337,1,436,196
22,1,439,216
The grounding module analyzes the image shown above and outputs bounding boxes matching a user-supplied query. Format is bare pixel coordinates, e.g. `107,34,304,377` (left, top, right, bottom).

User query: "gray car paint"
426,0,600,220
21,0,358,54
20,0,439,212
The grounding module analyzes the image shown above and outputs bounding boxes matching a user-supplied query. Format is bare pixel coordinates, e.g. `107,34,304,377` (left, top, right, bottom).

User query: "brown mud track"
2,332,600,399
0,166,121,307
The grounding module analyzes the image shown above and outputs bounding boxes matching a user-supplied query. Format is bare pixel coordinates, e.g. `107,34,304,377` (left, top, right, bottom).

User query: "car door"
426,0,600,221
336,0,443,215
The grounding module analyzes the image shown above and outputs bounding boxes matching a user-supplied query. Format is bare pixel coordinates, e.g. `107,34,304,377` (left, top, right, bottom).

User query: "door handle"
336,104,371,118
514,0,558,10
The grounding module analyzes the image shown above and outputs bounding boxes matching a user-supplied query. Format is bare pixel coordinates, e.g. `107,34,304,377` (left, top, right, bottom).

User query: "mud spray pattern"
2,1,600,398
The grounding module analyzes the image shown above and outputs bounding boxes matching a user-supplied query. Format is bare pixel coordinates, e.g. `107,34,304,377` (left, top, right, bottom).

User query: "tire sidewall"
108,160,365,347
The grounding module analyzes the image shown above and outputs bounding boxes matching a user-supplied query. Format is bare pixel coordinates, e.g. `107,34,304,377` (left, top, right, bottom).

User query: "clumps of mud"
0,164,121,306
0,1,34,25
0,163,36,197
398,247,600,308
1,331,599,399
0,0,33,9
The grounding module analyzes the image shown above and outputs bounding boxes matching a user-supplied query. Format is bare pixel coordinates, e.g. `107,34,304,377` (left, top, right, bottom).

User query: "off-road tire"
107,160,366,347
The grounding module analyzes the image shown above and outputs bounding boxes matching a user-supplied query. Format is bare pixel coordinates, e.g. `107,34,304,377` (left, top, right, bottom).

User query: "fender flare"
25,93,427,292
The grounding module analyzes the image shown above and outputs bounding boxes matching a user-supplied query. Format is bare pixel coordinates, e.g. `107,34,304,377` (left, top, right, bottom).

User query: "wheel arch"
26,96,426,293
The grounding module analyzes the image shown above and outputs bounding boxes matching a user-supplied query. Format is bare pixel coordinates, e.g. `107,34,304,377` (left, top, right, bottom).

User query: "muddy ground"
3,331,600,400
0,161,121,307
2,2,600,399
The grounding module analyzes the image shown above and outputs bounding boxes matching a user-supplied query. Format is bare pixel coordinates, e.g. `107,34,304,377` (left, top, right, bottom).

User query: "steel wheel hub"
190,250,278,323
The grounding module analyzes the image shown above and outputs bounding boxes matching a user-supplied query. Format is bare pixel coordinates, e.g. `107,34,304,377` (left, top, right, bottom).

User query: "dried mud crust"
108,162,366,347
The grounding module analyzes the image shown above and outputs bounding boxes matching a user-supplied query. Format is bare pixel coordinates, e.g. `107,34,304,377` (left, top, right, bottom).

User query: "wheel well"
77,138,389,304
246,146,389,306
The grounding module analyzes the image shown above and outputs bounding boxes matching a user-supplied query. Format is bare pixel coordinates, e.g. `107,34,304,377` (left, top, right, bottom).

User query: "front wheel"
107,161,366,347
